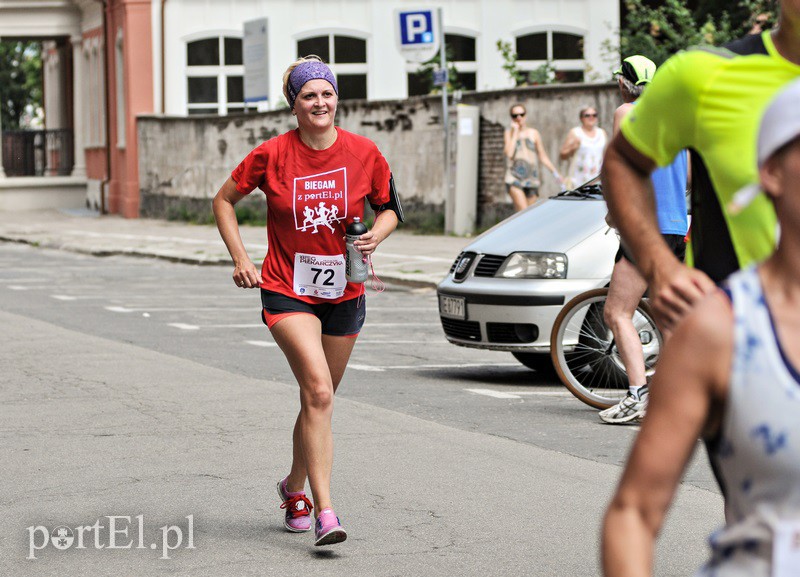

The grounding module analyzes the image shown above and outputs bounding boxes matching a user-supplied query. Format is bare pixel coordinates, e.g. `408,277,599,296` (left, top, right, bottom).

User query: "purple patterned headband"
286,61,338,109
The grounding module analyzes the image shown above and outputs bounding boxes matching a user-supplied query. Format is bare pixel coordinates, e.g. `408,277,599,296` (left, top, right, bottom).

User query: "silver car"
437,183,619,371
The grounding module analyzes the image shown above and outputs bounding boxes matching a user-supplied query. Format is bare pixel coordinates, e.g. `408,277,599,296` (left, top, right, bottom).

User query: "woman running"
212,55,401,546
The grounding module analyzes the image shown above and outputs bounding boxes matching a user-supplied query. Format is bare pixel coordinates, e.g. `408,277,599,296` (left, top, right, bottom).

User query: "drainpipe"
161,0,168,114
95,0,111,214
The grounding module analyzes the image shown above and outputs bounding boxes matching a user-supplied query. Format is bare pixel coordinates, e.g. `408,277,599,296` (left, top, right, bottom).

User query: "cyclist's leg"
603,256,649,389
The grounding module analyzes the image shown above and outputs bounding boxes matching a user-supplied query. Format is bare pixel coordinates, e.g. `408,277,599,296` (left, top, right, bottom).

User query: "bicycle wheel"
550,288,662,409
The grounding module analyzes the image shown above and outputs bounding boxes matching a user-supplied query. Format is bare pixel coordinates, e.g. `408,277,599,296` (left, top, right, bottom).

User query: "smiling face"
294,79,338,133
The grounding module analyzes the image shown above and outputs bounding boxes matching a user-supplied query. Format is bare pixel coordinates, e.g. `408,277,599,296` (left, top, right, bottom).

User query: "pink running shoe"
277,478,313,532
314,508,347,546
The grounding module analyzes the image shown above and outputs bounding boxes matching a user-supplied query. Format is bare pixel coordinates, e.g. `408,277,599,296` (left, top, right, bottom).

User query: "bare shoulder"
672,289,734,393
614,103,633,121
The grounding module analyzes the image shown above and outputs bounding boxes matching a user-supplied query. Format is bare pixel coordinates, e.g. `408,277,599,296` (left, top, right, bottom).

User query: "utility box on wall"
446,104,479,236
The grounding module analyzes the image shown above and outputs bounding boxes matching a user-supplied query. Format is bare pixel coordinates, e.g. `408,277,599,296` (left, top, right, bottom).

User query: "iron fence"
1,129,74,177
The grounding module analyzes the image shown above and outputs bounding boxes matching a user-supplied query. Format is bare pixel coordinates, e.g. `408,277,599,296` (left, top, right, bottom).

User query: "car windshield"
556,174,603,199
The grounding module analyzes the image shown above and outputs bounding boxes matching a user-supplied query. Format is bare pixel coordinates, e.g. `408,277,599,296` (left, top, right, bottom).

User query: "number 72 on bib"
293,253,347,299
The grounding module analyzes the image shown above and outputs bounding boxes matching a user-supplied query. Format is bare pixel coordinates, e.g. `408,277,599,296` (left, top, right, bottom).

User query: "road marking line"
348,364,385,372
465,388,523,399
246,340,279,347
169,323,200,330
105,306,134,313
51,295,78,301
465,388,574,399
513,391,573,396
348,363,518,371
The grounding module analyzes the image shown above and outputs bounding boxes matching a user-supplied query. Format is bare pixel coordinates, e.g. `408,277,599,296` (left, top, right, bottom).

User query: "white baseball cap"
757,77,800,167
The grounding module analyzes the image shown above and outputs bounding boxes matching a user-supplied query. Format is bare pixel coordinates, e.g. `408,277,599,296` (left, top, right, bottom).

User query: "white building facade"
1,0,619,216
158,0,620,115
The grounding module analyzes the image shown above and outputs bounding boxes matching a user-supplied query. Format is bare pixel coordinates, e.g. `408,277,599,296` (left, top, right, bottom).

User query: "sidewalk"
0,209,472,288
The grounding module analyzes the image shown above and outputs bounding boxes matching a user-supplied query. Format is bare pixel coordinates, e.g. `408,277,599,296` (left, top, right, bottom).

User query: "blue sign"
394,8,440,63
399,10,434,46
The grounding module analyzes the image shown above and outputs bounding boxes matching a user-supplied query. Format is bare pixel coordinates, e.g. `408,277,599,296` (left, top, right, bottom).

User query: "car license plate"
439,295,465,320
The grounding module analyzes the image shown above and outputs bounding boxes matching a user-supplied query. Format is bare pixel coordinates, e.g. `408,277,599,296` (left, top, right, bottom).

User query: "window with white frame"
186,36,244,115
296,34,368,100
515,29,585,83
407,33,477,97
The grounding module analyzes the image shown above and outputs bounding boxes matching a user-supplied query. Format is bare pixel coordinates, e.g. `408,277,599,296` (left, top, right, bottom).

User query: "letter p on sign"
404,13,430,43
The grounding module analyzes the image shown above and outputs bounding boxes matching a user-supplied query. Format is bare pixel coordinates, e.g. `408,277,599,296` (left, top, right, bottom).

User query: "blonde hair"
509,103,527,116
282,54,325,106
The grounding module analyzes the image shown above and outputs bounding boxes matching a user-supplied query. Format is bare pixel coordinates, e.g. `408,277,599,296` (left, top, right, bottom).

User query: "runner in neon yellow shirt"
602,3,800,329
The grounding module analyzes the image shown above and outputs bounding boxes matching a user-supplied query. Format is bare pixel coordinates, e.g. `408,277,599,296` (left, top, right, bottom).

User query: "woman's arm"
211,177,262,289
560,128,580,160
353,209,398,257
602,290,732,577
504,127,519,158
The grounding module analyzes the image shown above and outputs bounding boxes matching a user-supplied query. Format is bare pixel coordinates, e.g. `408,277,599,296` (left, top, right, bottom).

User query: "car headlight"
496,252,567,279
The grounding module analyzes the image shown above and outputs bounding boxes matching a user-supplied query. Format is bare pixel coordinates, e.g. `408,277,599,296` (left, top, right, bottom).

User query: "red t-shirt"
231,127,391,304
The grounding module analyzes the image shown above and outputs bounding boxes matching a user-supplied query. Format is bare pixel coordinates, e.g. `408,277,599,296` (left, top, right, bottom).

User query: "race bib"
293,253,346,299
773,521,800,577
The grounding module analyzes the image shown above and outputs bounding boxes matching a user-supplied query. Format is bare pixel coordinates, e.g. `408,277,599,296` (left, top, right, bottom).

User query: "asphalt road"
1,244,723,576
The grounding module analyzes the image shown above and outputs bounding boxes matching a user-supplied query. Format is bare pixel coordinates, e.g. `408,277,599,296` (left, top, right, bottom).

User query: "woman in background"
504,103,562,211
560,106,607,189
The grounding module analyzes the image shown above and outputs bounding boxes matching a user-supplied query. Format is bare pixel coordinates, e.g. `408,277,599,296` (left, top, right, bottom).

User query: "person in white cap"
602,78,800,577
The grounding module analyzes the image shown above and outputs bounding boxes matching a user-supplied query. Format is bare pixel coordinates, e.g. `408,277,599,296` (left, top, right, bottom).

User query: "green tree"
617,0,778,68
496,40,558,86
0,41,42,129
496,40,527,86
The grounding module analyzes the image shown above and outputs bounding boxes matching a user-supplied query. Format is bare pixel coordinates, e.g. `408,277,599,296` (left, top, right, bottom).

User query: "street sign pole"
394,7,451,232
438,7,452,234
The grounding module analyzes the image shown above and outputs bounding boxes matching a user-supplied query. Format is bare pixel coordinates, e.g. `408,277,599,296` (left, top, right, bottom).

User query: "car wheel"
511,352,555,374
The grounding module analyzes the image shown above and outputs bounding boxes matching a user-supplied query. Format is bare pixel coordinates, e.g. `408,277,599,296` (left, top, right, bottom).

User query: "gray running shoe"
598,385,649,424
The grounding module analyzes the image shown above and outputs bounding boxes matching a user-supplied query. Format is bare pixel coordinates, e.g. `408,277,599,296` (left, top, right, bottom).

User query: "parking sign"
395,8,440,62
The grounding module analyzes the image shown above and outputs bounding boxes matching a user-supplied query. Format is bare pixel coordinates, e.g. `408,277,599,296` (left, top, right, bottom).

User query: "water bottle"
345,217,369,283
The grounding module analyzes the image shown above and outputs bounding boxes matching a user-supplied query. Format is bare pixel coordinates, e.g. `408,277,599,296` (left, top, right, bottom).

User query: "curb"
0,235,443,289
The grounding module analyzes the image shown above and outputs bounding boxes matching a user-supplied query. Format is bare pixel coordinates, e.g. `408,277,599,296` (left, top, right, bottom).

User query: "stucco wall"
138,82,619,229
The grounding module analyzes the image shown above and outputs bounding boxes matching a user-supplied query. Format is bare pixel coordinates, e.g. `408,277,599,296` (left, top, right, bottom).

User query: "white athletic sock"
628,385,645,399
